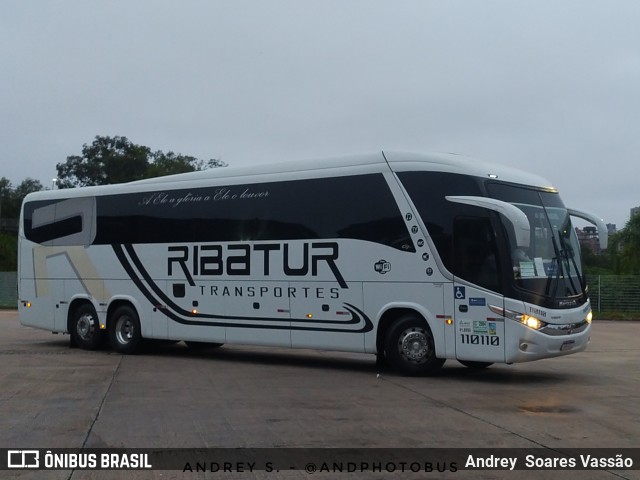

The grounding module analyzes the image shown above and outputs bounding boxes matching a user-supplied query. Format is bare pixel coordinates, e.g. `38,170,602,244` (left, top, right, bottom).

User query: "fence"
588,275,640,314
1,272,639,313
0,272,17,308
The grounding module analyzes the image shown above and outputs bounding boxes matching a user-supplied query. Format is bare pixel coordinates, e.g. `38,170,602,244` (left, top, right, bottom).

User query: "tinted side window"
397,172,484,270
487,182,565,209
23,197,96,246
94,174,413,251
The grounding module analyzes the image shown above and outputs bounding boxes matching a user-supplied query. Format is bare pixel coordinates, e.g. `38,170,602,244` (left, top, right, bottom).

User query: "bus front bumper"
505,320,591,363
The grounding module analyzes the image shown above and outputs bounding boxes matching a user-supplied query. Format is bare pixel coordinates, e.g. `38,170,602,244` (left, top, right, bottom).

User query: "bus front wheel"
70,304,106,350
109,305,142,354
384,316,445,376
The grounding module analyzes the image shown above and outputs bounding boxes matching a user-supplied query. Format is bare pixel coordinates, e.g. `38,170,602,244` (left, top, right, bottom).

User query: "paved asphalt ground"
0,310,638,480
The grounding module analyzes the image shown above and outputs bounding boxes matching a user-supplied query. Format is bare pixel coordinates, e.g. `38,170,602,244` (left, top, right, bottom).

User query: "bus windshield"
488,183,586,307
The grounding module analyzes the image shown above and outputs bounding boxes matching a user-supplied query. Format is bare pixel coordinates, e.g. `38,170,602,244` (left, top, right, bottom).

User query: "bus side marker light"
100,324,106,330
191,309,198,315
306,313,313,319
436,315,452,325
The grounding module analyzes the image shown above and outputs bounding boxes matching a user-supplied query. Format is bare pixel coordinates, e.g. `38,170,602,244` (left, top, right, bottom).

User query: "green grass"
593,311,640,321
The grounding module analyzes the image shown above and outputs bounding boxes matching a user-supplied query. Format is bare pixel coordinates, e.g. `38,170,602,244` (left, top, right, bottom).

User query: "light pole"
52,178,58,190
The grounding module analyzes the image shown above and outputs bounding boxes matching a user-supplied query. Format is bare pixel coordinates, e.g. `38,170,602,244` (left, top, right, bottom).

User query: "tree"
14,178,44,202
609,214,640,274
0,233,17,270
147,151,227,178
56,135,226,188
57,136,150,188
0,177,43,220
0,177,11,219
0,178,42,270
581,243,614,276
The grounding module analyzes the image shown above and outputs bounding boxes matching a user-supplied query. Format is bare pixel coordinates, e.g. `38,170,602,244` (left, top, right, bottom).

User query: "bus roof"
384,151,556,191
26,151,556,202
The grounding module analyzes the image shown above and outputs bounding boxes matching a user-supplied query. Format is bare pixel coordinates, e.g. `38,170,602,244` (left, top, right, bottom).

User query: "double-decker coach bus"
18,152,607,375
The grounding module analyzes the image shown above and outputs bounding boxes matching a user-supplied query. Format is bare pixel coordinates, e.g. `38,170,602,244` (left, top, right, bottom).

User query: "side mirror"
446,196,531,249
567,208,608,250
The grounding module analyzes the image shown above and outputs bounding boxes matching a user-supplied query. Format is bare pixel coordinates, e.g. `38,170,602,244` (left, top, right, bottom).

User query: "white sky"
2,0,639,228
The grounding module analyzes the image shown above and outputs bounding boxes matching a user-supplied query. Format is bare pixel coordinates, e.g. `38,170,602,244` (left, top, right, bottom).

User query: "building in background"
576,226,601,254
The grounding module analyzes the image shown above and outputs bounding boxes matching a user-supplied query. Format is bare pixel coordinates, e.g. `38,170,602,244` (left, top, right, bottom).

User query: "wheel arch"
107,299,144,354
67,297,100,334
66,297,107,350
375,304,444,358
106,296,143,331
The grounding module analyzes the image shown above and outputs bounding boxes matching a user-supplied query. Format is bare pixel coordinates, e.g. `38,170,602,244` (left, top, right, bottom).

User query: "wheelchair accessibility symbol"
454,286,466,300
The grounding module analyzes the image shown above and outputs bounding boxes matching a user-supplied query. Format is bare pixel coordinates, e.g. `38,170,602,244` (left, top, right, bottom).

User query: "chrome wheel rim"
115,316,134,345
397,327,430,365
77,313,96,340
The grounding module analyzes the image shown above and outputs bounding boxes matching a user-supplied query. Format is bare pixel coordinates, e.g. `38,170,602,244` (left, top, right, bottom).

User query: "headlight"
489,305,547,330
520,314,544,330
586,310,593,324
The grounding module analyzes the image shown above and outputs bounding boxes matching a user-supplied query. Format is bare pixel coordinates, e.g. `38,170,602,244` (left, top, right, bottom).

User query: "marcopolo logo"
8,450,40,468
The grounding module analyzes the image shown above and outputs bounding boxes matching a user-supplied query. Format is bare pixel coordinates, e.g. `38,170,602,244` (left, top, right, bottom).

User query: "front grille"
540,320,589,336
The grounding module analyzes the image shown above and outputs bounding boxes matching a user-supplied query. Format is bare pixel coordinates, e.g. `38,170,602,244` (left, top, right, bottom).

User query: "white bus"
18,151,607,375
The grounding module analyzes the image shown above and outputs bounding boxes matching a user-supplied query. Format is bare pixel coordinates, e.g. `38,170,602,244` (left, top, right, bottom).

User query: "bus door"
451,216,506,363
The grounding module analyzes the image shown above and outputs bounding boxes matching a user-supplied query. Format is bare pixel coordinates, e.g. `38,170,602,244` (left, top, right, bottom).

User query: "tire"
384,316,445,376
459,360,493,369
70,303,106,350
185,341,224,350
109,305,143,354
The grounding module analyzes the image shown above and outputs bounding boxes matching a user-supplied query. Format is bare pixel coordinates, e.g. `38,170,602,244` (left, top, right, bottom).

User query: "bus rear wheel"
70,304,106,350
109,305,142,354
384,316,445,376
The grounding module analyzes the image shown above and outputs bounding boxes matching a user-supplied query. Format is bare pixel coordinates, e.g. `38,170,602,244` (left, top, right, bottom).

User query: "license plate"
560,340,575,351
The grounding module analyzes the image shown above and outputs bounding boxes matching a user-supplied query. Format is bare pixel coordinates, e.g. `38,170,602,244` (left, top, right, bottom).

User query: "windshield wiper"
543,257,558,297
544,235,562,297
557,226,585,295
